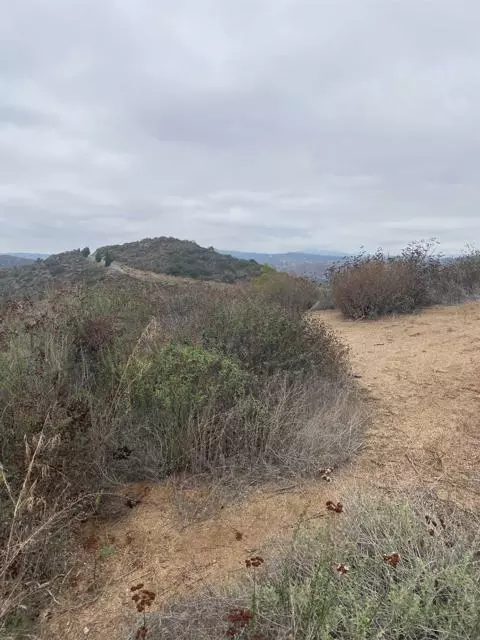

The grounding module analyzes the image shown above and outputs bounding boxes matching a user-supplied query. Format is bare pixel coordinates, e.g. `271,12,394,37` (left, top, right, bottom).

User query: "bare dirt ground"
45,302,480,639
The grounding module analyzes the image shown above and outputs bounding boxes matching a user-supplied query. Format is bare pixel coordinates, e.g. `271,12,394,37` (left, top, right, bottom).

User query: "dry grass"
0,418,91,634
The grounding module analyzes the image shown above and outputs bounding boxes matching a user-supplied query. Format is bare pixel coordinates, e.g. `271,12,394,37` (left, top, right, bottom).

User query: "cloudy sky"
2,0,480,254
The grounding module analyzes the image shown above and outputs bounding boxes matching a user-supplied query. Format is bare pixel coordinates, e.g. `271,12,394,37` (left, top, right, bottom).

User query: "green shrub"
104,251,114,267
199,293,349,380
81,246,91,258
128,343,250,416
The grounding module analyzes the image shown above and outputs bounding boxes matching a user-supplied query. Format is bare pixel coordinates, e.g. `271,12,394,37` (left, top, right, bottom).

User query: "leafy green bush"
199,292,349,380
104,251,114,267
129,343,250,416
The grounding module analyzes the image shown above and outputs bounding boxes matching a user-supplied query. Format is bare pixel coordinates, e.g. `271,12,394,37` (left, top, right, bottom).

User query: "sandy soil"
44,302,480,639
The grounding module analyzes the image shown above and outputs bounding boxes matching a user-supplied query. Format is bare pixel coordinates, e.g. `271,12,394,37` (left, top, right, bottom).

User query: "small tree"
94,251,103,263
104,251,114,267
81,246,91,258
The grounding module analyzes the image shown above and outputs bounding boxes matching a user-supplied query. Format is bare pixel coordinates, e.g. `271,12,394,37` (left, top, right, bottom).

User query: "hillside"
0,250,104,299
0,254,35,269
95,237,263,282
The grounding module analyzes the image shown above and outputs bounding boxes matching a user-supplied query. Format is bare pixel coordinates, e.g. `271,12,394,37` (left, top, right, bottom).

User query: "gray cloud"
1,0,480,254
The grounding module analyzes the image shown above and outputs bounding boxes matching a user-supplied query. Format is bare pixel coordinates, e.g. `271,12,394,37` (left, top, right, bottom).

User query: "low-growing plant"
152,496,480,639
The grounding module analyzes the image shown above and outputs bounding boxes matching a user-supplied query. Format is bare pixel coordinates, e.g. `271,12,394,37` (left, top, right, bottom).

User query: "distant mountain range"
220,250,347,279
0,254,36,269
9,252,51,260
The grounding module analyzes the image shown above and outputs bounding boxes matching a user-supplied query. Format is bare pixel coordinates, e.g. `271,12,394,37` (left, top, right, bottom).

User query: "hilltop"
0,238,265,300
95,237,263,282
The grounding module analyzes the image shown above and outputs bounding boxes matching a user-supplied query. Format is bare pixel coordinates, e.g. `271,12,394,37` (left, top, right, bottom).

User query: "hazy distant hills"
9,252,51,260
0,254,36,269
221,250,346,279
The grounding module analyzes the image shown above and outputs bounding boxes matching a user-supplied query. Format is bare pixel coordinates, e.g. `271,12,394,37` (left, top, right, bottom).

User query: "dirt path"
108,261,190,285
45,303,480,639
326,302,480,503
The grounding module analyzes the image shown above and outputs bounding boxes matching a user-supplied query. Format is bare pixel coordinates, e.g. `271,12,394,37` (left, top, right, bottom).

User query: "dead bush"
330,259,420,319
251,269,321,311
330,241,480,319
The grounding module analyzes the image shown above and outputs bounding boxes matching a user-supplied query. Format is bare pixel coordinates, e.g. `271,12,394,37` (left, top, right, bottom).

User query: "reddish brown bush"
330,260,420,319
74,316,116,356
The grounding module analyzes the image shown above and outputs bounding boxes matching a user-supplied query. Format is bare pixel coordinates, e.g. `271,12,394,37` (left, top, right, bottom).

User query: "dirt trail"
46,303,480,639
108,261,191,285
328,302,480,502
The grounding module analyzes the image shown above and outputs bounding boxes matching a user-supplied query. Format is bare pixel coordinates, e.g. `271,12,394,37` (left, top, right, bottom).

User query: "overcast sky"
2,0,480,254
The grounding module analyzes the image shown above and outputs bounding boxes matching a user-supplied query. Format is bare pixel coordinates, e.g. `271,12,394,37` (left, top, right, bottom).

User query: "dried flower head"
226,608,254,637
326,500,344,514
135,625,148,640
130,585,156,612
245,556,264,569
383,552,401,568
336,563,350,575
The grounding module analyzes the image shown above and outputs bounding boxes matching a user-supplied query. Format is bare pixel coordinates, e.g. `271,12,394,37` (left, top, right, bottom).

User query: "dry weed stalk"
0,413,88,628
